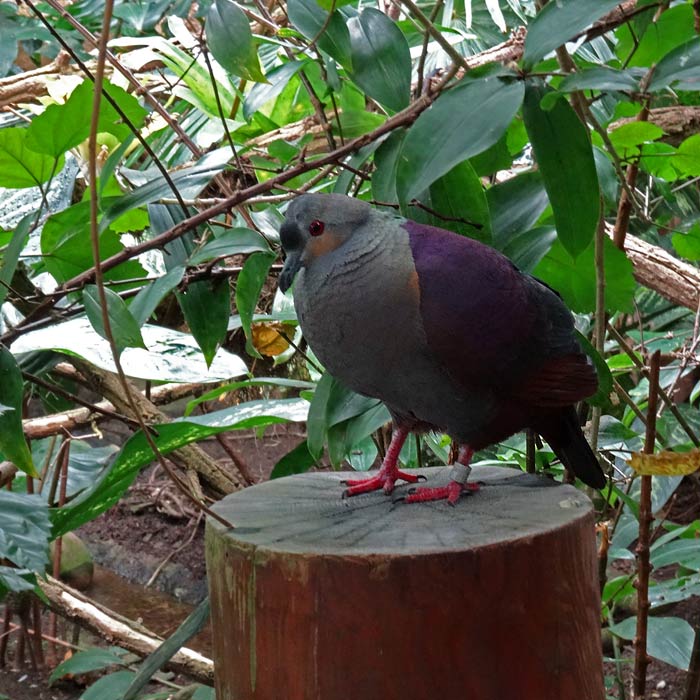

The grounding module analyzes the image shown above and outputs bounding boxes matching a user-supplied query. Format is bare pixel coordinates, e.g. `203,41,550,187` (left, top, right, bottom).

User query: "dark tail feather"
541,407,606,489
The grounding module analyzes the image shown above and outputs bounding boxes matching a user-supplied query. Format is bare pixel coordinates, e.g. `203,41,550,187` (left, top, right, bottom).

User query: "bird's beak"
279,251,302,293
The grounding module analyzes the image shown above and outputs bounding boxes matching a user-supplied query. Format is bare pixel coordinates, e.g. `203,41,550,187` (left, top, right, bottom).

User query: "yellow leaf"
251,322,291,357
627,449,700,476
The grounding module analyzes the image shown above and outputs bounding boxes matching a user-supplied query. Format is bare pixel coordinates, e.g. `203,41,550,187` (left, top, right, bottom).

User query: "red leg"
343,425,423,497
404,445,480,505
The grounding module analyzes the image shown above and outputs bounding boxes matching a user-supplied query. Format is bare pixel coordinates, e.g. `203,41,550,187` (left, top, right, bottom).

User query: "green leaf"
81,671,137,700
287,0,351,67
83,285,147,355
129,266,185,327
522,84,599,259
609,616,694,671
122,599,210,700
347,9,410,113
500,226,556,274
558,66,643,93
0,346,36,476
271,440,316,478
608,121,665,156
235,252,276,355
0,566,38,596
206,0,266,83
397,71,524,202
649,36,700,91
534,237,636,314
51,397,308,536
306,372,334,459
672,223,700,261
0,215,32,308
673,134,700,178
49,648,128,683
177,278,230,368
488,171,549,250
616,4,696,69
404,160,491,244
0,127,59,189
0,490,50,570
372,129,405,204
189,228,271,265
243,61,304,120
523,0,626,68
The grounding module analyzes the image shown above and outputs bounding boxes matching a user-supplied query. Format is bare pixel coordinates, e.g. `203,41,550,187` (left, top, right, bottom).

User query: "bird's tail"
542,407,606,489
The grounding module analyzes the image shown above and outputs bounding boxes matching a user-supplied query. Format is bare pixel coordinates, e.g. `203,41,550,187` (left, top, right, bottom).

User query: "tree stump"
206,466,604,700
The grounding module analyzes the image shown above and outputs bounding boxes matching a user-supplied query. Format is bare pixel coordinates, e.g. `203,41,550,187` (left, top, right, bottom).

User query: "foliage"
0,0,700,696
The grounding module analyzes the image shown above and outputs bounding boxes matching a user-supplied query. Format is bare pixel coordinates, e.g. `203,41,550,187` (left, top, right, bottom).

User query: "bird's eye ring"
309,219,325,237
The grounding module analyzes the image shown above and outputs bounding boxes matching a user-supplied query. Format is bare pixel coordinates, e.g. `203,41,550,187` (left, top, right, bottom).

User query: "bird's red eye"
309,219,325,237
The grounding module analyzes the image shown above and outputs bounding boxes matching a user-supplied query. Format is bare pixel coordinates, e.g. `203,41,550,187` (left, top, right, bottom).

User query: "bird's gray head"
278,194,372,293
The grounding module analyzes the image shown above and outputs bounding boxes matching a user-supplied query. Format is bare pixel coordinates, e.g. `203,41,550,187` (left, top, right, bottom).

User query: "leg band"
450,463,472,485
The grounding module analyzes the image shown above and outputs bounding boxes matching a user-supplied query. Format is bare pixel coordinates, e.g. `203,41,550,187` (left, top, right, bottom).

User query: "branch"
38,575,213,685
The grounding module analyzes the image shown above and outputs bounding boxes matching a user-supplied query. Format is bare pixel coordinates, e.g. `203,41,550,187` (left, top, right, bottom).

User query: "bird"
278,193,606,504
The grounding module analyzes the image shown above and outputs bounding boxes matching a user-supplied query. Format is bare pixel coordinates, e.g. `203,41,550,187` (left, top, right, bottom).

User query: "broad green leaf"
470,133,512,177
271,440,316,478
243,61,304,120
235,252,276,355
522,84,599,259
672,223,700,261
306,372,334,459
50,648,128,683
347,434,378,472
0,490,49,570
534,237,635,314
501,226,556,274
189,227,271,265
404,160,491,244
51,397,309,537
651,539,700,571
12,317,247,383
0,566,38,596
287,0,351,67
326,381,381,427
372,129,405,204
0,215,31,307
649,37,700,92
206,0,266,83
523,0,627,68
122,598,210,700
609,616,694,671
673,135,700,178
333,110,386,138
343,402,391,447
616,4,695,69
101,147,231,231
0,127,59,189
558,66,643,93
81,671,137,700
488,171,549,250
177,278,230,367
129,266,186,327
83,285,147,355
0,346,36,476
347,9,411,113
608,121,665,156
397,71,524,202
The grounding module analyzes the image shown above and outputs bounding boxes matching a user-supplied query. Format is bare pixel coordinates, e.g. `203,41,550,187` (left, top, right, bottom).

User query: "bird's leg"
342,425,424,497
404,445,480,505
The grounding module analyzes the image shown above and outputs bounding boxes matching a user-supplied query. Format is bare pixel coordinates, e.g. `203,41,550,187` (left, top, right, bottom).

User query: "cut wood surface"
206,466,604,700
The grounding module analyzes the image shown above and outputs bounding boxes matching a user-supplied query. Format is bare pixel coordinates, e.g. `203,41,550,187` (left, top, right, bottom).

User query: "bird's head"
278,194,372,293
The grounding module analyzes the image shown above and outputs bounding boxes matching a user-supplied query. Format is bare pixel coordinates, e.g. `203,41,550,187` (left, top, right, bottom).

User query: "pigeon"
279,193,606,504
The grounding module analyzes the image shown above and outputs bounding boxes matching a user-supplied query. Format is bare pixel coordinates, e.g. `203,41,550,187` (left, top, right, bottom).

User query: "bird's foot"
342,469,425,498
403,463,479,505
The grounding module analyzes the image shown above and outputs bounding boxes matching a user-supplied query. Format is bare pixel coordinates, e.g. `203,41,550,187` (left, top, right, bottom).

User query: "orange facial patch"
305,231,345,260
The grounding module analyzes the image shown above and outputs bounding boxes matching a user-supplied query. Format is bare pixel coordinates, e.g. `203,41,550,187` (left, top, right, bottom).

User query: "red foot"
404,480,480,505
343,468,423,497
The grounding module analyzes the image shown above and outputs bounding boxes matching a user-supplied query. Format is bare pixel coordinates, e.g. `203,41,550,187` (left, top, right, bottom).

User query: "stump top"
208,466,593,556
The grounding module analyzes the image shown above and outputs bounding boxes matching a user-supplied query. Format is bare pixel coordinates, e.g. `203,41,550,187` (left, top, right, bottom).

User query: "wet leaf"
628,449,700,477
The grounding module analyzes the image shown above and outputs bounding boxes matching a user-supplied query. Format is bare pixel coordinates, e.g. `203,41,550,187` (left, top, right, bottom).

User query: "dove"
279,193,605,504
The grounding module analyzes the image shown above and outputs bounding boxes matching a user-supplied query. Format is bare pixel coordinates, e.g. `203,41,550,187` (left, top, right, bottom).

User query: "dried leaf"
251,322,292,356
628,449,700,476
